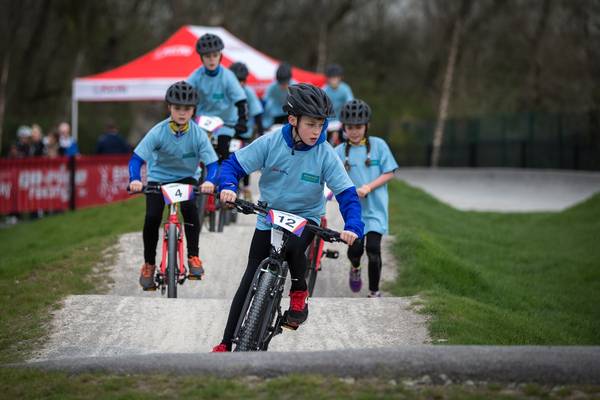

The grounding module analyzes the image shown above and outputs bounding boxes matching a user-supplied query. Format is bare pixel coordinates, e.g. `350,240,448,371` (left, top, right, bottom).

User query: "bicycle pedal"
187,274,203,281
280,311,299,330
325,249,339,259
281,321,299,331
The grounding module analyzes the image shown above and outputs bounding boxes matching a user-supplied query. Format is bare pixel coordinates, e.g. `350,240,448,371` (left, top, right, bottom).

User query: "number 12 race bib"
266,209,307,237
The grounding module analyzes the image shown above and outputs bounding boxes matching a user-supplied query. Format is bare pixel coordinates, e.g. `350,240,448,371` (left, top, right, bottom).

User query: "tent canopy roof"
73,25,325,101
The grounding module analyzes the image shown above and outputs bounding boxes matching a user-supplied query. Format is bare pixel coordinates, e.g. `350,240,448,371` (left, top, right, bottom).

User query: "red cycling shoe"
211,343,229,352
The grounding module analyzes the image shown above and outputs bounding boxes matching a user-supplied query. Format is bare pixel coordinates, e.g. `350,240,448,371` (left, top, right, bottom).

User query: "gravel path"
32,178,428,361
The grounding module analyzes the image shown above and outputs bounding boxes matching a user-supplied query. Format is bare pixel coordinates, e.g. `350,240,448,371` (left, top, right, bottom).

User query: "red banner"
0,155,136,214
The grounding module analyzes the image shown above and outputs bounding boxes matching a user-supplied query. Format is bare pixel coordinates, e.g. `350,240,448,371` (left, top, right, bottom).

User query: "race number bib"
197,116,224,133
266,209,307,237
161,183,195,205
229,138,243,152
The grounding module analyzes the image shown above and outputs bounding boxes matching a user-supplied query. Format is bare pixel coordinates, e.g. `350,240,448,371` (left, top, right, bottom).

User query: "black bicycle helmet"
283,83,335,119
325,63,344,78
339,99,371,125
196,33,224,55
276,62,292,83
165,81,199,106
229,62,249,81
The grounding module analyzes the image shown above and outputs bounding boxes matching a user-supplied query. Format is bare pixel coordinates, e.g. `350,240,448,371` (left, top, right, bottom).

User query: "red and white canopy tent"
71,25,326,139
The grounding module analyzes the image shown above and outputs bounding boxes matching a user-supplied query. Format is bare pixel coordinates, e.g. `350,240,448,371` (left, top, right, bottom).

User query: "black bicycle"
228,198,345,352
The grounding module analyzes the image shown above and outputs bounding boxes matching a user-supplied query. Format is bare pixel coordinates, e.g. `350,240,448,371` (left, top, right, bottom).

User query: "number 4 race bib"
266,209,307,237
161,183,195,205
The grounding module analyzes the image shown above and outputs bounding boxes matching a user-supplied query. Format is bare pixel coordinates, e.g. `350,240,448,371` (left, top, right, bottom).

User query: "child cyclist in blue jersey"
262,62,293,127
187,33,248,162
212,84,364,352
128,81,219,290
229,62,264,138
335,99,399,298
229,61,264,199
323,63,353,145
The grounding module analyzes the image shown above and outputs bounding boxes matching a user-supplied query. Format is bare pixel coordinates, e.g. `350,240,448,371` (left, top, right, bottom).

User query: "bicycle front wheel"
167,223,178,298
235,271,277,351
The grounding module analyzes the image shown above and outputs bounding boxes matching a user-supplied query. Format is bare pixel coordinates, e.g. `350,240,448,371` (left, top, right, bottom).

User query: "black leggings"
143,178,199,265
221,223,316,347
217,135,231,163
347,231,383,292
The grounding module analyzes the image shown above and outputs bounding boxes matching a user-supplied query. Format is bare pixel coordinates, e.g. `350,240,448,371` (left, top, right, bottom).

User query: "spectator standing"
15,125,32,157
45,130,61,158
96,122,131,154
58,122,79,156
29,124,45,156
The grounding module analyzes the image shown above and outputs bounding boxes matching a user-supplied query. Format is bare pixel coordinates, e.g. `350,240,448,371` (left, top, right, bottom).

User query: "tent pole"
71,88,78,141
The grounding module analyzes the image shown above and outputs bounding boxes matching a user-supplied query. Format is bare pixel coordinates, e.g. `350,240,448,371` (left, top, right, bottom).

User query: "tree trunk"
431,16,463,167
0,52,10,155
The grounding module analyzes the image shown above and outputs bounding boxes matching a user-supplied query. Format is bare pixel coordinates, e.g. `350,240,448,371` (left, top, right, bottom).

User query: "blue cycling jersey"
187,65,246,137
219,123,364,237
133,118,218,183
335,136,398,234
323,82,353,122
238,85,263,139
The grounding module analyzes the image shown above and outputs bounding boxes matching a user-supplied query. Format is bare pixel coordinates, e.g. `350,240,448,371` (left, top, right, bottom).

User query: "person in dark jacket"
96,122,131,154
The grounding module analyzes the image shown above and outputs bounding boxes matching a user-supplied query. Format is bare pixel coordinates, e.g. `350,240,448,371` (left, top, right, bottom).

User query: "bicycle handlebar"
304,224,345,243
228,199,346,243
126,184,202,196
228,198,268,215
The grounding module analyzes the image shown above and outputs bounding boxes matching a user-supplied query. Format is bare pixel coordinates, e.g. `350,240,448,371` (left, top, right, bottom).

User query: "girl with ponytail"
335,99,399,297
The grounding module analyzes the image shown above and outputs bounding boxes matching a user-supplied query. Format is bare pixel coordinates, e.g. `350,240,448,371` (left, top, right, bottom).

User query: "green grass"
387,180,600,344
1,369,598,399
0,198,145,363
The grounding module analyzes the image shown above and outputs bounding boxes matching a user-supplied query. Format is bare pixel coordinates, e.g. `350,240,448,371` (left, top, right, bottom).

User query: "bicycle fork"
158,205,187,289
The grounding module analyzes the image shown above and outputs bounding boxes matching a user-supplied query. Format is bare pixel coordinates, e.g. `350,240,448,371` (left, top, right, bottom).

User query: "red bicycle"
305,190,339,297
133,183,200,298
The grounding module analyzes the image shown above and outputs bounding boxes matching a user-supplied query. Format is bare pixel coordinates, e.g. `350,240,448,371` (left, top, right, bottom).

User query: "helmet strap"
291,117,311,154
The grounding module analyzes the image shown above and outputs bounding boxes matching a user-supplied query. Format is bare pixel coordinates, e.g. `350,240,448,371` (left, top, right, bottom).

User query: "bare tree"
431,0,472,167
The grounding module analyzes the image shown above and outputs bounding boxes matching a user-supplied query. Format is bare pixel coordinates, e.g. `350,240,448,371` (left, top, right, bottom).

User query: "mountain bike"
197,115,234,233
130,183,200,298
228,198,345,352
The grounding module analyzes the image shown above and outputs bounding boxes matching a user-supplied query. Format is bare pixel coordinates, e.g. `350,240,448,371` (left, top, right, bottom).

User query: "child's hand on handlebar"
200,181,215,194
340,230,358,246
129,180,143,193
220,189,237,204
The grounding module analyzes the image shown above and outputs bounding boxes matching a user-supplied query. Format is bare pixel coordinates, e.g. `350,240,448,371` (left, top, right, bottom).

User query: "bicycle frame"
157,202,186,288
229,199,345,351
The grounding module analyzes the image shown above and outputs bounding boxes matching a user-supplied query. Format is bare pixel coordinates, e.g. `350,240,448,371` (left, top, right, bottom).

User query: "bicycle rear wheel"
197,168,207,233
167,224,178,298
217,205,226,232
306,239,319,297
235,271,277,351
197,195,207,233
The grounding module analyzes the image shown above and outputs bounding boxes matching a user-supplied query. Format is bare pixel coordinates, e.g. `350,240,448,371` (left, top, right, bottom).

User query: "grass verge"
0,198,145,363
1,369,598,399
387,180,600,344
